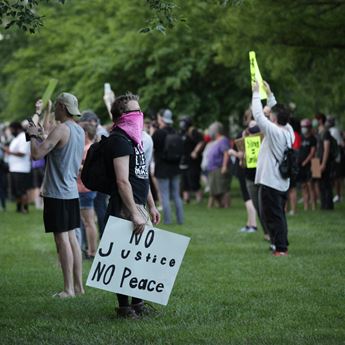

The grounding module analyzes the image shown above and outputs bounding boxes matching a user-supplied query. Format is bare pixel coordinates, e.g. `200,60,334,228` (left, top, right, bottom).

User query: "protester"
200,131,214,196
206,121,231,208
3,122,31,214
252,81,294,256
228,146,257,233
179,116,204,203
327,116,344,203
0,125,9,211
77,122,98,259
104,92,160,319
286,117,302,216
28,99,45,209
314,113,334,210
27,92,85,298
152,109,184,225
298,118,317,211
79,110,109,238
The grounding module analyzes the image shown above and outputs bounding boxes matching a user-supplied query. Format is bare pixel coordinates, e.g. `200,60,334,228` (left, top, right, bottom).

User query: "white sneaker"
239,226,257,233
333,195,340,203
240,226,249,233
269,244,276,252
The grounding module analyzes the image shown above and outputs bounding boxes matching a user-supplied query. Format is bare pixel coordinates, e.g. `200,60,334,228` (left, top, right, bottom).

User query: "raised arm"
27,124,64,160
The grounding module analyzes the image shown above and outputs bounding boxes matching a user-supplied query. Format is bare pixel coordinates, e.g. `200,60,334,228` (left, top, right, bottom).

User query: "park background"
1,1,345,344
1,0,345,128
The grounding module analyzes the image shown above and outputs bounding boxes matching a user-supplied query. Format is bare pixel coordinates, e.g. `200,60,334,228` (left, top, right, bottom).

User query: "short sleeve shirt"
105,128,149,205
316,130,332,161
299,135,316,165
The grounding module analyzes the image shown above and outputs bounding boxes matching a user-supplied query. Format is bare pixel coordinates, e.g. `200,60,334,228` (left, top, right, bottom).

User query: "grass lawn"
1,185,345,345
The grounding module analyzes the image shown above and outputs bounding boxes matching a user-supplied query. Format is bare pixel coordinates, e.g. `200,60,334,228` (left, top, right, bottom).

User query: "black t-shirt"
152,126,181,178
182,128,204,169
105,128,149,206
299,134,316,165
316,129,332,162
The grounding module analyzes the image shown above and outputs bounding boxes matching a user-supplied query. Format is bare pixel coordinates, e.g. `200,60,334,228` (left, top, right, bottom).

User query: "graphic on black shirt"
134,146,148,179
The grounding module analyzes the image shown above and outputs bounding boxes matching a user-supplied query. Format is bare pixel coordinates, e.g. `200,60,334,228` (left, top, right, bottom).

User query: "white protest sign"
86,216,190,306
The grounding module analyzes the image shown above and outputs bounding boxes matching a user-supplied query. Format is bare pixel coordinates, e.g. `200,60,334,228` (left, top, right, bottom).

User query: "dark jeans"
0,169,7,210
259,184,288,252
319,166,334,210
94,192,108,237
246,179,269,235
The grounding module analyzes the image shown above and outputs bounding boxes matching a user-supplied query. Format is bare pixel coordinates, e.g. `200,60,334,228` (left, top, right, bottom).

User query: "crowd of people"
0,83,344,317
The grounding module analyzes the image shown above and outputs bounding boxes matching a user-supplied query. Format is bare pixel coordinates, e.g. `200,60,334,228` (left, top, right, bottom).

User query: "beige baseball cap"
56,92,81,116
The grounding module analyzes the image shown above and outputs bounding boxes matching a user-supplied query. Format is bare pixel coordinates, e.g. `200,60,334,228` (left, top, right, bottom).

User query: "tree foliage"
0,0,344,129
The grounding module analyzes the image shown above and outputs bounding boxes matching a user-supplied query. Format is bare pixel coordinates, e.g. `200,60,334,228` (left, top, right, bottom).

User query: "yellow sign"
249,51,267,100
42,78,58,109
244,135,261,168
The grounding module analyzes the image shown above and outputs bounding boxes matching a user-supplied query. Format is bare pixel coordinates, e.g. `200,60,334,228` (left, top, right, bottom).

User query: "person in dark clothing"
298,118,317,211
315,113,334,210
152,109,184,224
179,116,204,203
105,92,160,319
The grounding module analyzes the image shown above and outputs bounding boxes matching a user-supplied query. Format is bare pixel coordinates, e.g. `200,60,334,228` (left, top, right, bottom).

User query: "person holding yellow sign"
252,81,295,257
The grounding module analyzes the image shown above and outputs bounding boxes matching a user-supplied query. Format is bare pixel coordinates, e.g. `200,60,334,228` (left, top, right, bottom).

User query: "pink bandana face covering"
114,111,144,147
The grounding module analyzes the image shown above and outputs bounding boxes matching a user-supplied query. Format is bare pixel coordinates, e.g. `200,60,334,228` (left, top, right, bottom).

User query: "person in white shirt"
4,122,31,213
252,81,295,256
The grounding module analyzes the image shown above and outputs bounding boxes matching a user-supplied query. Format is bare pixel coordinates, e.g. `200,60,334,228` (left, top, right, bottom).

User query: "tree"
1,0,344,128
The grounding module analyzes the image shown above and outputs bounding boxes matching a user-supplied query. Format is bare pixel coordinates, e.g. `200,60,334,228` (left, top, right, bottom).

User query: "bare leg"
221,192,230,208
53,232,75,298
68,230,84,295
195,190,203,203
80,208,98,257
288,188,297,214
183,191,190,203
302,182,308,211
245,199,257,227
308,181,316,210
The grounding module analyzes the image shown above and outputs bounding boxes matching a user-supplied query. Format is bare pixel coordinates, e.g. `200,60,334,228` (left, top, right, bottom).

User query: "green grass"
1,185,345,345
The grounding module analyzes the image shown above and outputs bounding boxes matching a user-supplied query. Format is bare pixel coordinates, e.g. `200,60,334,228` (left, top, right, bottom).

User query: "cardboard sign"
86,216,190,306
249,51,267,100
41,78,58,109
244,135,261,168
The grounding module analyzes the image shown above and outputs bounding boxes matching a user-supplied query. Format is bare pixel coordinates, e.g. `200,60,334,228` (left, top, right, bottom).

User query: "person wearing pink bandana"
103,92,161,319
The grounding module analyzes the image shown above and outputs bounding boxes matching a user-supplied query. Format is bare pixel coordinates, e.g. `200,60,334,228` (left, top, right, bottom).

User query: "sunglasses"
123,109,142,114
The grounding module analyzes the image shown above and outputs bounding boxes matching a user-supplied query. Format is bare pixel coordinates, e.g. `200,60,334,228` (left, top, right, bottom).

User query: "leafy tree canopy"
0,0,344,130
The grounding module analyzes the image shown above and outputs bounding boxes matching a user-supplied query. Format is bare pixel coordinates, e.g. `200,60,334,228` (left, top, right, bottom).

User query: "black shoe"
131,301,157,316
116,306,139,320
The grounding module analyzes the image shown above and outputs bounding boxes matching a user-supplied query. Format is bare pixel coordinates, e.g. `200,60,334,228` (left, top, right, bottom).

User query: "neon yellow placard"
249,51,267,100
41,78,58,109
244,135,261,168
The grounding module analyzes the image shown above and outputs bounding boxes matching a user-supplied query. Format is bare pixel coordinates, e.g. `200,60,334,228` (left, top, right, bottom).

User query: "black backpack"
278,148,299,179
329,134,340,163
272,133,299,180
81,132,130,194
163,131,184,163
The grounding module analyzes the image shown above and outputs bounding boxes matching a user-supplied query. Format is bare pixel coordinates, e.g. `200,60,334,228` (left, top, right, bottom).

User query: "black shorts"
10,172,31,197
182,168,201,192
31,168,44,188
297,166,312,183
43,197,80,233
